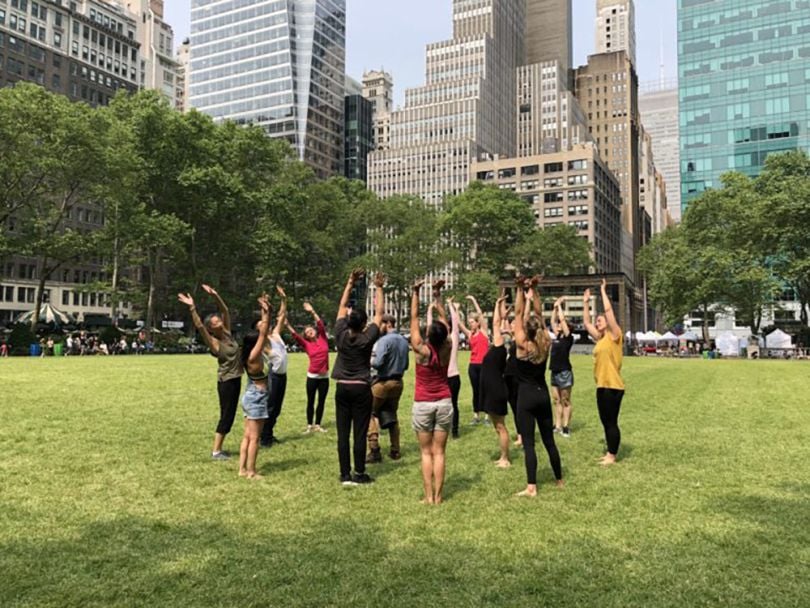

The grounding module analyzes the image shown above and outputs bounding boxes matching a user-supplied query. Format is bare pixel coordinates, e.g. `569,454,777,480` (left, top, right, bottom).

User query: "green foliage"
510,224,592,277
2,355,810,607
7,323,36,355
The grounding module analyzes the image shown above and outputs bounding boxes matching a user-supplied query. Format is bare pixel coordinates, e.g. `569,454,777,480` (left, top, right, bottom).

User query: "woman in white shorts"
410,281,455,505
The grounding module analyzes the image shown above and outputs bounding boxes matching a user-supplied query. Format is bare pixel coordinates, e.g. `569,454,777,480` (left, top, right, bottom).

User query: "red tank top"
414,345,451,402
469,331,489,365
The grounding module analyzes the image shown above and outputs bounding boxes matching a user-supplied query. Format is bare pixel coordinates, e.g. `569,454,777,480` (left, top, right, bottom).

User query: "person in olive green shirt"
583,279,625,466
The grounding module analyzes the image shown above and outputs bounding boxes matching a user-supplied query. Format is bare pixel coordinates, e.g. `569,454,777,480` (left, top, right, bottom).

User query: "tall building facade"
175,37,189,111
575,51,641,279
596,0,636,67
128,0,180,107
678,0,810,209
189,0,346,178
344,90,373,181
368,0,526,205
640,83,681,222
525,0,572,75
362,69,393,150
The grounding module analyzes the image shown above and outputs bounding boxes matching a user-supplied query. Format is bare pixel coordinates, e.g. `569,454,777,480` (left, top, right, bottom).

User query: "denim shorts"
412,398,453,433
551,369,574,389
242,384,269,420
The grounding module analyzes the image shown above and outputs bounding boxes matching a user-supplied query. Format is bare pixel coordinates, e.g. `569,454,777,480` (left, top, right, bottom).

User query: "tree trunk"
110,234,120,326
145,251,157,336
701,303,711,344
30,256,49,331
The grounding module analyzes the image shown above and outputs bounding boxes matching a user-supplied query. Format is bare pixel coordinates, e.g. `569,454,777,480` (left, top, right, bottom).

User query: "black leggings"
306,377,329,425
335,383,373,477
261,373,287,442
468,364,483,414
517,382,562,484
597,388,624,456
215,377,241,435
505,375,519,434
448,375,461,434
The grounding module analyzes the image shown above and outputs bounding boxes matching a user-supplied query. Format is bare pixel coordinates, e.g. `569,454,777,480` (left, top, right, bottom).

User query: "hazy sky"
166,1,678,105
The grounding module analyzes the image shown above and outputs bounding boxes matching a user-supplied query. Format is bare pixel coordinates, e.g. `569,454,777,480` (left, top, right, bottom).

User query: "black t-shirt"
331,317,381,382
550,333,574,373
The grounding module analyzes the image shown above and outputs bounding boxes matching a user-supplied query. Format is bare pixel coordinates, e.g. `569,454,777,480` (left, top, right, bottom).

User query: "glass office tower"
679,0,810,209
189,0,346,177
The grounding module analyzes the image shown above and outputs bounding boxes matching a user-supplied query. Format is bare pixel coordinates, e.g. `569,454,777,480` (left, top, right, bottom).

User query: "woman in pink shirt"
427,281,461,438
460,295,490,425
410,281,455,505
286,302,330,434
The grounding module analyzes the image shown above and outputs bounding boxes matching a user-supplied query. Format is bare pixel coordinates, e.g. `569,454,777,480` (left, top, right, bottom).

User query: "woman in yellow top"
583,278,625,466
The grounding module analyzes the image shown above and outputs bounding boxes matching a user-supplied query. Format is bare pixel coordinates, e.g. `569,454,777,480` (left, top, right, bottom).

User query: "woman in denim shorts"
238,294,271,480
409,281,454,505
549,297,575,438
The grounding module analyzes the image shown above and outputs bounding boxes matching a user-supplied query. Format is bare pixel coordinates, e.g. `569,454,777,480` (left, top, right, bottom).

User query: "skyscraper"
525,0,572,75
640,83,681,222
678,0,810,209
595,0,636,67
368,0,526,205
189,0,346,178
362,69,393,151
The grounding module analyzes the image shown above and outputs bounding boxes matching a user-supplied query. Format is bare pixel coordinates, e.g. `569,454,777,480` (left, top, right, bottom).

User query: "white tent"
716,332,742,357
644,331,663,342
680,331,700,342
661,331,679,342
635,331,650,342
765,329,793,349
14,303,75,327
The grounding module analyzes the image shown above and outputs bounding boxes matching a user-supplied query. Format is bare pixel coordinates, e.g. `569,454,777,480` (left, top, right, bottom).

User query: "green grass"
1,353,808,607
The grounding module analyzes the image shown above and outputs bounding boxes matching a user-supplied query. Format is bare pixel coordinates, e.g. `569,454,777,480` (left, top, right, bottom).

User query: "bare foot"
238,470,248,477
555,479,565,488
514,438,523,447
420,497,434,505
434,496,443,505
516,489,537,498
599,455,617,467
247,472,264,480
495,458,511,469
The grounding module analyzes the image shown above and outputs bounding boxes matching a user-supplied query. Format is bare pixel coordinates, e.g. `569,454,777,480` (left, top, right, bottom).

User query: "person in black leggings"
513,276,563,497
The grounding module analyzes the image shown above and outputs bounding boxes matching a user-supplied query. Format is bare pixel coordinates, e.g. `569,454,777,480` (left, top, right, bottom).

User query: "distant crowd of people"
178,274,626,504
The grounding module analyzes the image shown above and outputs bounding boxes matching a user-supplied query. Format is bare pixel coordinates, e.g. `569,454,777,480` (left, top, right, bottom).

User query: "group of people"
178,273,626,501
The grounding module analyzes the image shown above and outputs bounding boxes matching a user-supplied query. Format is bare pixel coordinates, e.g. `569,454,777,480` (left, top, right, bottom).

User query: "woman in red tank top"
460,295,490,425
410,281,454,505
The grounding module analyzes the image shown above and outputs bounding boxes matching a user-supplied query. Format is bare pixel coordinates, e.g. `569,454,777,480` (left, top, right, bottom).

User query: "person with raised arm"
178,284,243,461
410,281,454,504
513,276,563,497
479,293,512,468
238,294,272,479
260,286,290,448
459,294,489,425
332,270,385,485
427,280,461,438
550,297,575,438
583,278,625,466
286,301,330,434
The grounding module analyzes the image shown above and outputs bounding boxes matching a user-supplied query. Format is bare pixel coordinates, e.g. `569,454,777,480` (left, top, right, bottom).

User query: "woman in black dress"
479,295,511,468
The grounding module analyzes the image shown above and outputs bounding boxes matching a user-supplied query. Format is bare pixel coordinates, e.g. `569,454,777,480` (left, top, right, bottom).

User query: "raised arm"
272,286,287,338
458,314,472,340
582,288,600,341
410,281,428,355
466,295,487,335
600,278,622,342
554,297,570,337
492,296,506,347
513,279,527,348
303,301,321,324
530,275,545,329
449,299,460,355
432,280,448,326
373,272,385,328
178,293,219,354
337,268,363,321
286,320,306,348
248,295,271,367
202,284,231,332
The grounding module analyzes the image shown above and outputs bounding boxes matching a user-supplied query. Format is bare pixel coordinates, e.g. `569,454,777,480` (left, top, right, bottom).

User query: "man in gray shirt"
367,314,410,463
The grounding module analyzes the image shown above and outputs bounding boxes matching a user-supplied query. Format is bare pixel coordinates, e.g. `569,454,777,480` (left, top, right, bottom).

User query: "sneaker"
340,474,357,486
314,425,328,433
211,451,229,461
469,417,480,426
483,417,491,426
303,425,314,435
352,473,374,484
562,427,571,438
389,450,401,461
366,448,382,464
553,427,562,434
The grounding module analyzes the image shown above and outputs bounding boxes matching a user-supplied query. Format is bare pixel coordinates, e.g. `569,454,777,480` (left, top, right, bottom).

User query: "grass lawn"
1,353,809,607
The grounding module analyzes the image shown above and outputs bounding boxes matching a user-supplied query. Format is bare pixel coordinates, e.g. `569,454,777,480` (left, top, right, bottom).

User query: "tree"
756,150,810,326
0,84,117,329
357,195,454,321
509,224,592,277
443,182,535,277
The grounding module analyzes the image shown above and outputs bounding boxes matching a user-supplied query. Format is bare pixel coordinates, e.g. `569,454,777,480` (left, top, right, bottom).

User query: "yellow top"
593,333,625,390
